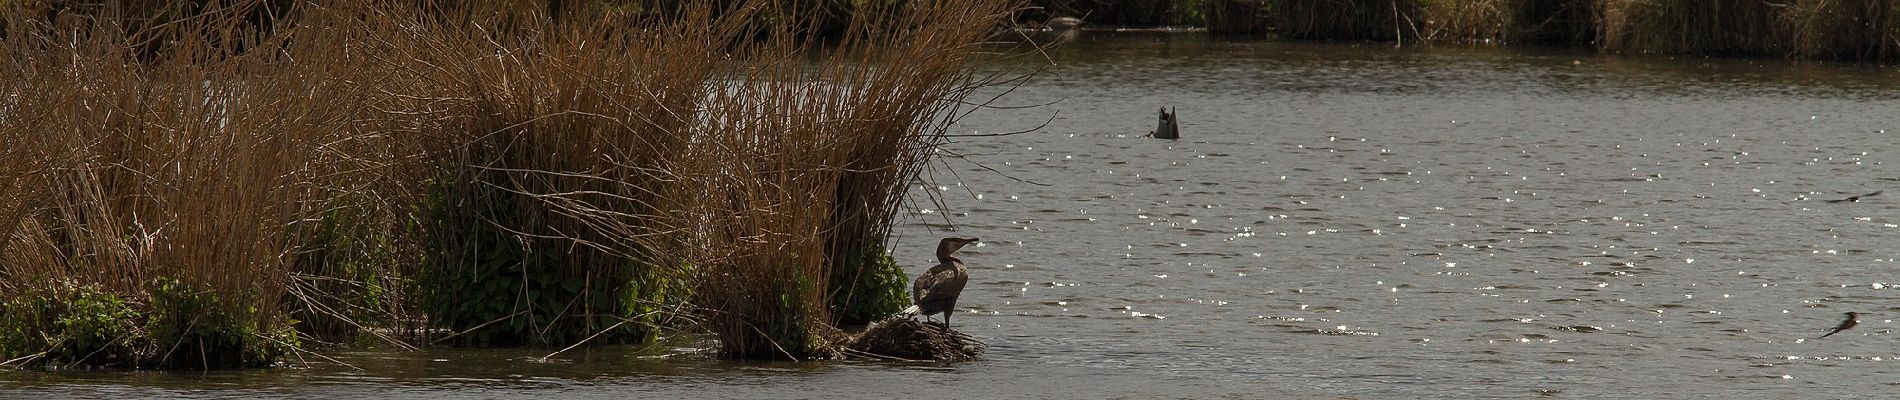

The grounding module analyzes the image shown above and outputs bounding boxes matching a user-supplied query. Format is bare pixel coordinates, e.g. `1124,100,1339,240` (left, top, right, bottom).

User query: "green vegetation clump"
418,180,655,347
828,246,911,326
0,279,296,369
0,281,139,367
624,262,694,338
287,208,405,342
145,279,298,369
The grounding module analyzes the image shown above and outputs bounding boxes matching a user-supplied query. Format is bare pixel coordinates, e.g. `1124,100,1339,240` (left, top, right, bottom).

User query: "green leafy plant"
828,246,910,326
0,280,138,367
146,278,296,369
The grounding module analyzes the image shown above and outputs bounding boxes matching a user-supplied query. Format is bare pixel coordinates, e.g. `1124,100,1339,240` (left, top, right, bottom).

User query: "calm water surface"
7,32,1900,399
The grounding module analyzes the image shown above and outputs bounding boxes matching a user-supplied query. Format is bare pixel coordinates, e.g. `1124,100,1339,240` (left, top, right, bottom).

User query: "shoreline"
1019,0,1900,63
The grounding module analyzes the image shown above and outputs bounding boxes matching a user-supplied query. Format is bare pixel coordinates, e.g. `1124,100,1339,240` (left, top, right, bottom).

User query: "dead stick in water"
430,309,529,345
539,318,635,362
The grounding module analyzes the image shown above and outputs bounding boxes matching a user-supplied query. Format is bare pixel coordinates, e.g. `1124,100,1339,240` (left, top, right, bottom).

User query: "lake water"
6,31,1899,399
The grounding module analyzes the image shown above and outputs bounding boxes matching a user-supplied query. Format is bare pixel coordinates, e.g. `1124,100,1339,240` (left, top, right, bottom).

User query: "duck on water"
1146,107,1179,140
904,237,980,330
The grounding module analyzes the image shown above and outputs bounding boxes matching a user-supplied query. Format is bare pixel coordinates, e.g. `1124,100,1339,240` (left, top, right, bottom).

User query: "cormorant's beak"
956,238,980,252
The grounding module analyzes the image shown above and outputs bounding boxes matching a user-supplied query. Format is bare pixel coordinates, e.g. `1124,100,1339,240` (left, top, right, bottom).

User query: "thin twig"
429,309,529,345
538,317,636,362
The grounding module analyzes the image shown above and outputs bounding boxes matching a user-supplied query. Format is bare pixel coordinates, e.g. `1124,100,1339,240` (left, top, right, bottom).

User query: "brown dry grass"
1205,0,1273,34
1596,0,1787,56
2,0,1021,364
654,0,1020,359
1269,0,1418,41
1412,0,1594,45
357,1,762,346
1779,0,1900,60
1418,0,1513,43
1255,0,1896,60
0,1,359,355
1596,0,1900,60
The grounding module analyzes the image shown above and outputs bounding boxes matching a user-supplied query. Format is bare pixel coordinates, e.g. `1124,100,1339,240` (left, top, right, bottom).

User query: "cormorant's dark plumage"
905,237,980,329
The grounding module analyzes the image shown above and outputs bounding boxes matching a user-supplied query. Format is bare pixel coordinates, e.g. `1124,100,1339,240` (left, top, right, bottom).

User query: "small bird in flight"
1825,190,1882,203
1819,312,1859,338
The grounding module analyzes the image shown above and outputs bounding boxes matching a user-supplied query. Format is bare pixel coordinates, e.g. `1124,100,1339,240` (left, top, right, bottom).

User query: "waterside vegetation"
0,0,1019,368
1026,0,1900,61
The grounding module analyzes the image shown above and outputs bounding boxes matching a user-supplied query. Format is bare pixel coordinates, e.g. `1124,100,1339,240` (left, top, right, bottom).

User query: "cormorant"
904,237,980,330
1819,312,1859,338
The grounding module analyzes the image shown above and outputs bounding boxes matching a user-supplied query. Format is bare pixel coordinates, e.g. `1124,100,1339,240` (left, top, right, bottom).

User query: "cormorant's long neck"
936,254,960,264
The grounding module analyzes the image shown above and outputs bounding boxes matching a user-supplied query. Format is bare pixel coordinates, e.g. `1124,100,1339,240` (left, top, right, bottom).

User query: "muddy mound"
843,318,984,362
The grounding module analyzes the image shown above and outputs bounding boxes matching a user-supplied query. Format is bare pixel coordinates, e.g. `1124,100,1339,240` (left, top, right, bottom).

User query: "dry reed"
1412,0,1594,45
1,2,350,367
1595,0,1900,60
651,0,1019,359
344,1,759,346
1269,0,1418,41
1205,0,1273,34
1026,0,1194,27
1596,0,1787,56
3,0,1021,365
1417,0,1517,43
1243,0,1897,60
1779,0,1900,60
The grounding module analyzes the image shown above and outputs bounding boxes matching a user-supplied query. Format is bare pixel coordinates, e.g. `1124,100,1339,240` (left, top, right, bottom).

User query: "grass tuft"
1,0,1022,365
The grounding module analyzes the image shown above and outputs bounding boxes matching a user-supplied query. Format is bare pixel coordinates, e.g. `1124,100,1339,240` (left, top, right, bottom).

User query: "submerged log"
843,318,984,362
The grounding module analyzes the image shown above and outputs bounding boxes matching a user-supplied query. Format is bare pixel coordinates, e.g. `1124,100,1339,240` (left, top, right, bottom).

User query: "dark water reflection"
7,31,1900,399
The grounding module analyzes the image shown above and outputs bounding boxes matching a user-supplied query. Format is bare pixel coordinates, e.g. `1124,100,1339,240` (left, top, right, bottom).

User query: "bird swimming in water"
1825,190,1882,203
904,237,980,330
1146,107,1180,140
1819,312,1859,338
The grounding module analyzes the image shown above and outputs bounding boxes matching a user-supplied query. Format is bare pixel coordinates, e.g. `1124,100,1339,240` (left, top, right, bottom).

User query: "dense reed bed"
1269,0,1415,41
1023,0,1203,27
1413,0,1593,45
1780,0,1900,60
474,0,1021,359
1596,0,1786,56
1024,0,1900,61
364,2,753,348
0,2,343,368
1599,0,1900,59
0,0,1019,367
